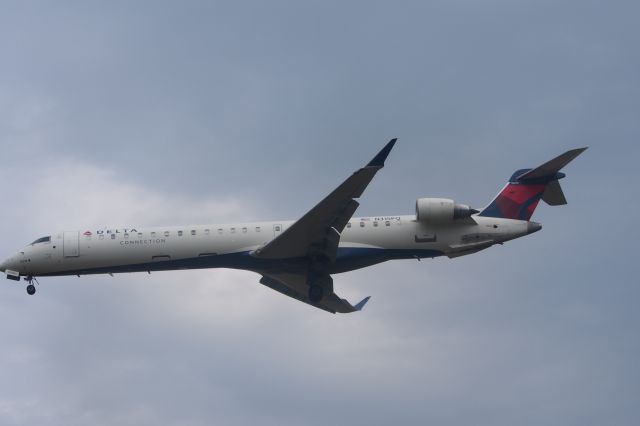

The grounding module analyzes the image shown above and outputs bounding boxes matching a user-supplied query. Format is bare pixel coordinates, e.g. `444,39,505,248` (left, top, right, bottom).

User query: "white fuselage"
1,215,534,278
0,141,581,312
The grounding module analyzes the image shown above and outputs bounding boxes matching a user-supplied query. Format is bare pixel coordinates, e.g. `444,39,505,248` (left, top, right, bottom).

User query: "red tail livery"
479,148,587,220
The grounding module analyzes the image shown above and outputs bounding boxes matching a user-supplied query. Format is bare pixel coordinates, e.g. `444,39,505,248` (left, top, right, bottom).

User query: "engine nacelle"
415,198,476,224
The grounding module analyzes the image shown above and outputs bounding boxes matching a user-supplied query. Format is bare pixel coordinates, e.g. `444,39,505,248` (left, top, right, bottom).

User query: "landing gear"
308,284,323,303
25,276,38,296
306,258,333,304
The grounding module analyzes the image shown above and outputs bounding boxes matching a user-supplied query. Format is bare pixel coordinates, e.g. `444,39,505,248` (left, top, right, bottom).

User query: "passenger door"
63,231,80,257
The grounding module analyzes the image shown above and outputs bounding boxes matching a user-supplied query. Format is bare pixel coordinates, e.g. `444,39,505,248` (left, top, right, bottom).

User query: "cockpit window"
31,236,51,245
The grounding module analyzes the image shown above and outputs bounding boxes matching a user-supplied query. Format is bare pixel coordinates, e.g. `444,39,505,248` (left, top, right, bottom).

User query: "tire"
26,284,36,295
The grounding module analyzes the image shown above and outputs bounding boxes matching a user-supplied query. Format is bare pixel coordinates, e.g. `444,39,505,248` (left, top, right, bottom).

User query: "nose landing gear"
25,276,38,295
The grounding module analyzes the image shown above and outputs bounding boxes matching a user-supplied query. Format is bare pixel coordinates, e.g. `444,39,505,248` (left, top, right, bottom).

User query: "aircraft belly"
39,251,293,277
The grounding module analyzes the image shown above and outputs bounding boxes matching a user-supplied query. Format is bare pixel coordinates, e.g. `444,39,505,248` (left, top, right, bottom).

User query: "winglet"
367,138,397,168
353,296,371,311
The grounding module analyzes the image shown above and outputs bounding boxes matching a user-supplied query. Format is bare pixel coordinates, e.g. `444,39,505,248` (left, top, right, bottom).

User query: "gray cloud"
0,1,639,425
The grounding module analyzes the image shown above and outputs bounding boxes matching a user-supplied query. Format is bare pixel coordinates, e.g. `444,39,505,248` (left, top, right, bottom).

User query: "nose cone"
527,221,542,235
0,254,17,273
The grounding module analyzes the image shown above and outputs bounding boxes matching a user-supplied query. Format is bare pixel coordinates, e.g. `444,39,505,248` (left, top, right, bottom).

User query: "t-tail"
478,147,588,221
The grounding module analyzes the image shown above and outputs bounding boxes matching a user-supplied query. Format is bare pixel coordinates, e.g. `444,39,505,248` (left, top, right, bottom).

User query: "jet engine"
415,198,477,224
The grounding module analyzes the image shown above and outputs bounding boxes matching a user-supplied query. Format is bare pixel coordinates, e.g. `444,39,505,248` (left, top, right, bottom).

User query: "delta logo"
83,231,92,236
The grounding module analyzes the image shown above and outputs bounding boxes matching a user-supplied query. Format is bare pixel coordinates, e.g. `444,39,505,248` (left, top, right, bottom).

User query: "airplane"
0,141,586,314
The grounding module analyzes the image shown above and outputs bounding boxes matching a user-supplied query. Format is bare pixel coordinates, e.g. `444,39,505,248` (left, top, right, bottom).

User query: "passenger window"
124,233,129,239
275,226,281,232
151,232,156,238
218,228,223,234
138,232,143,238
230,228,236,234
178,231,183,237
373,222,378,227
191,230,196,236
360,222,365,227
242,227,247,233
111,234,116,240
204,229,210,235
99,234,105,240
164,231,170,237
256,227,261,232
346,223,351,228
385,221,390,227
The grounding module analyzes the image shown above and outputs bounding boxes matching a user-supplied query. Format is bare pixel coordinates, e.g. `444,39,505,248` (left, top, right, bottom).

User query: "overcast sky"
1,1,639,425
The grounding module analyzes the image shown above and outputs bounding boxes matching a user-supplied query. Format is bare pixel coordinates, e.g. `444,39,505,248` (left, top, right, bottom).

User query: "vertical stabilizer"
478,148,587,220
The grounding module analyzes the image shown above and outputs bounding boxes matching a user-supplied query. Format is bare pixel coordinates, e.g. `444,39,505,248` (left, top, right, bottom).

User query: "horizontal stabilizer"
517,147,588,180
541,180,567,205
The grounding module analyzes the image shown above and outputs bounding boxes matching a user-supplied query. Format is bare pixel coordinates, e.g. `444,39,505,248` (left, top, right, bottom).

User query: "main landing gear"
25,276,38,295
308,284,323,303
306,257,333,304
307,271,333,304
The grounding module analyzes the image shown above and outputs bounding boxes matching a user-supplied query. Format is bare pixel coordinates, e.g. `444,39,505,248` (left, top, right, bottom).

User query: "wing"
259,272,371,314
252,138,397,261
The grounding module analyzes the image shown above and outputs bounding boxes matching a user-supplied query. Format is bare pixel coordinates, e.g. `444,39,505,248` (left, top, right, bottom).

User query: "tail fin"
478,148,587,221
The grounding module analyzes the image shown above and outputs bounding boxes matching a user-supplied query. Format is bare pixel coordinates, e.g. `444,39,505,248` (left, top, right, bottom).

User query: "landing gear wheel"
308,284,323,303
26,284,36,295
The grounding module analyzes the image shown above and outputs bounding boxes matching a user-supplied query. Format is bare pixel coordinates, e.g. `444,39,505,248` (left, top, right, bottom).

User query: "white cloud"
22,160,247,230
